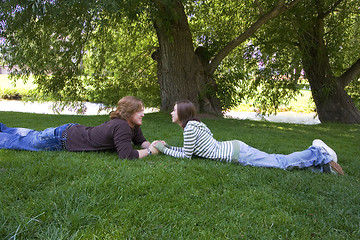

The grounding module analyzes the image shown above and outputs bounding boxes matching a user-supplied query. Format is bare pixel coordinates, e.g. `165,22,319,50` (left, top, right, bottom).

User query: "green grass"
287,90,315,113
233,90,316,113
0,75,36,100
0,75,36,90
1,112,359,239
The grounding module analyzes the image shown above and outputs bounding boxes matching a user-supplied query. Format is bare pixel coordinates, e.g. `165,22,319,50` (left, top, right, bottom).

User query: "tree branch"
254,0,264,15
207,0,301,75
322,0,344,18
338,58,360,88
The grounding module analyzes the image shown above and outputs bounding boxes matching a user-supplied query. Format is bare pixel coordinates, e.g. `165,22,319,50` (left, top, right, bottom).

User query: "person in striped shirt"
152,100,344,175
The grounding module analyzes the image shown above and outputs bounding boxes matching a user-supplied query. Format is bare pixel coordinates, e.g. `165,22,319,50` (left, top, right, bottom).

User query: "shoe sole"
330,161,344,175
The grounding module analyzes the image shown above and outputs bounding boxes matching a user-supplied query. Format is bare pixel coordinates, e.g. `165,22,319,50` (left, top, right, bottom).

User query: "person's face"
127,108,145,127
171,104,180,124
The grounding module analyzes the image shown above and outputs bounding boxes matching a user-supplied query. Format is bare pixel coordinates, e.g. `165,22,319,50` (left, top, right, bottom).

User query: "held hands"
148,144,159,155
151,140,167,153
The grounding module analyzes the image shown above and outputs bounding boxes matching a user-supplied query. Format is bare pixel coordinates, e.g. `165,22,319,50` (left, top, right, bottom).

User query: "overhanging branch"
322,0,344,18
338,58,360,88
254,0,265,15
207,0,301,75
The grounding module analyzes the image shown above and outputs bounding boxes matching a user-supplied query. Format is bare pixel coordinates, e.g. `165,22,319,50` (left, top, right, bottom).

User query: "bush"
0,88,29,100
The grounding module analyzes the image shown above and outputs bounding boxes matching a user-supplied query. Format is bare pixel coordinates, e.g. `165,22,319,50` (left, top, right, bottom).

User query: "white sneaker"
312,139,337,163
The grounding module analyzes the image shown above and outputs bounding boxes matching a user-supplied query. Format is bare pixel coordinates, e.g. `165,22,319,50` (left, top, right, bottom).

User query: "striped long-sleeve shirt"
162,121,239,162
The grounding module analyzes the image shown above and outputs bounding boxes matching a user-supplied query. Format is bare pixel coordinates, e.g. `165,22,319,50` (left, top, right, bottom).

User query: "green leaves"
82,13,160,107
1,0,358,115
1,0,160,106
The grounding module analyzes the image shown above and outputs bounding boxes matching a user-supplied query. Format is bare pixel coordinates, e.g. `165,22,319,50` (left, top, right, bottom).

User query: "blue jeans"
236,140,332,171
0,123,72,151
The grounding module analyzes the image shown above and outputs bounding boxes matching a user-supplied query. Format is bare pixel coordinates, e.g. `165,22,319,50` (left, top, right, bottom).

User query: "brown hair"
110,96,144,120
175,100,200,128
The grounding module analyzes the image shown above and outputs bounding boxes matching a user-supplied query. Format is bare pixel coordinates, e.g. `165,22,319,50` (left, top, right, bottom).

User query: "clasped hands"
148,140,167,154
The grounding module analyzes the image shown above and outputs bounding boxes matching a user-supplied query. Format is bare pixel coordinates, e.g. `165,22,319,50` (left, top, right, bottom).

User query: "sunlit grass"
287,90,316,113
0,75,36,90
232,90,316,113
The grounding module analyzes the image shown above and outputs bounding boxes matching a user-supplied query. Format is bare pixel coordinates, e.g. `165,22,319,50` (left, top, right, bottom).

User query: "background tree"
249,0,360,123
0,0,300,115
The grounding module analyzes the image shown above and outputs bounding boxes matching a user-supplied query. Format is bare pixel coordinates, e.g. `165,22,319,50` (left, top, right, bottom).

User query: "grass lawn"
0,75,36,100
0,75,36,90
0,111,359,239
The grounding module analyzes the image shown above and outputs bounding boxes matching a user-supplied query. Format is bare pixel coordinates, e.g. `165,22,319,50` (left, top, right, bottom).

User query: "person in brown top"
0,96,158,159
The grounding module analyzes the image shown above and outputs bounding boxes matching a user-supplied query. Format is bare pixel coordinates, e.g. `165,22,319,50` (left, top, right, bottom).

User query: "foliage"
81,13,160,107
0,0,303,112
323,0,360,77
1,0,93,101
0,74,33,100
249,0,360,97
1,0,359,115
0,88,28,100
0,0,159,108
186,1,250,110
186,0,257,56
1,112,360,239
186,0,303,112
346,78,360,109
213,48,301,113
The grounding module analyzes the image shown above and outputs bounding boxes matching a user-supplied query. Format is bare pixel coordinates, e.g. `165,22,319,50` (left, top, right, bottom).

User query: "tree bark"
313,83,360,124
299,17,360,124
152,0,221,115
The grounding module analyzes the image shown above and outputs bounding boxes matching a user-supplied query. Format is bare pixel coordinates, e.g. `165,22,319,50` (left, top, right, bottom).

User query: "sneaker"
323,161,344,175
312,139,337,163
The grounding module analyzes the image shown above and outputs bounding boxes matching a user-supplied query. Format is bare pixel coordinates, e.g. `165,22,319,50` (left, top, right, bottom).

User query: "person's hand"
152,140,167,146
152,141,166,152
148,144,159,155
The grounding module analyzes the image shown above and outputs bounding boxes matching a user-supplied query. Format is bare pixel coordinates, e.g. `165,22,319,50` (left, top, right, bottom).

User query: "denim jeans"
0,123,72,151
236,140,332,171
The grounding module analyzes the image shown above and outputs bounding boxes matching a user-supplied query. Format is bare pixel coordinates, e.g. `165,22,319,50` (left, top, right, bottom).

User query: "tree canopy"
1,0,359,123
251,0,360,122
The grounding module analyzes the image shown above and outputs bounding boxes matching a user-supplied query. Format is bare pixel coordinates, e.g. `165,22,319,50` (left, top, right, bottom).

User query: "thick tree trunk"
151,0,222,115
299,18,360,124
313,83,360,124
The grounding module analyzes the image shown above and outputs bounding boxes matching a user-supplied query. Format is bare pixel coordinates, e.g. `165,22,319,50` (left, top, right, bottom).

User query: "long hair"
110,96,144,120
175,100,201,128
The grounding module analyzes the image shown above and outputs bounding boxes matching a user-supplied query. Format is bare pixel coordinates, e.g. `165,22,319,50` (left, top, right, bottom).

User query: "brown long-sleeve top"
66,118,146,159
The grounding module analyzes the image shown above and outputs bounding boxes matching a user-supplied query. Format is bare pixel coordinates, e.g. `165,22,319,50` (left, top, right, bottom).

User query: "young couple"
0,97,344,175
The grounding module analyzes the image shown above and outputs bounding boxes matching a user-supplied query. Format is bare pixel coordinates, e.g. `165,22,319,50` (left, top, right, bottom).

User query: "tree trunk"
151,0,222,115
299,17,360,124
313,83,360,124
